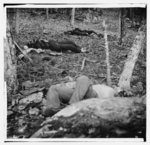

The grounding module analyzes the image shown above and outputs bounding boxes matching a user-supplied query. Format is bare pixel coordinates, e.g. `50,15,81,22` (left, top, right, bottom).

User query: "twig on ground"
86,58,97,63
81,57,86,71
81,58,97,71
100,78,106,83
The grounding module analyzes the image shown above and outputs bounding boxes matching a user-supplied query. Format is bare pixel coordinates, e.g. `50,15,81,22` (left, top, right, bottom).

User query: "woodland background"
5,7,146,139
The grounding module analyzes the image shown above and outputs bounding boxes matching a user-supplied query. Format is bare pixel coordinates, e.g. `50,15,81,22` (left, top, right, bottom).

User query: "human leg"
42,83,75,116
46,83,75,108
69,76,92,104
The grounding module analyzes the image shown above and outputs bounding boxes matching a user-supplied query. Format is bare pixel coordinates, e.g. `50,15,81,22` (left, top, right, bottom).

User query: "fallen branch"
80,58,97,71
86,58,97,63
14,41,33,63
118,25,146,91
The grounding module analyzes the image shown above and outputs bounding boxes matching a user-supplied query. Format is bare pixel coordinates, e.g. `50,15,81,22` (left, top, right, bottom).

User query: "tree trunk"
71,8,75,27
129,8,134,20
118,9,124,45
118,26,145,91
103,20,112,86
15,9,20,34
4,22,17,101
46,8,49,19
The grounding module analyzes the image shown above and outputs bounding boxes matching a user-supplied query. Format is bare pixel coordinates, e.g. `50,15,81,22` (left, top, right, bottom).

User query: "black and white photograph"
3,2,147,142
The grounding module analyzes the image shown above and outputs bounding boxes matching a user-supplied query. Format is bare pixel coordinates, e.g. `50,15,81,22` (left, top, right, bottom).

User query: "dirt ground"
7,9,146,138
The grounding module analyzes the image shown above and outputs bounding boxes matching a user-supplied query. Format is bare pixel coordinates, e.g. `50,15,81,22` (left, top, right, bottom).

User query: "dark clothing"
27,39,81,53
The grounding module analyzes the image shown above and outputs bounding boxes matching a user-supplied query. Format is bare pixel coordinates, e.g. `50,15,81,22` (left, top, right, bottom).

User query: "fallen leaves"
7,9,146,138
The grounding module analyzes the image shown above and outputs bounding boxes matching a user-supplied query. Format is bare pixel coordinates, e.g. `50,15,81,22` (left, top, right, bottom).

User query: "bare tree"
118,9,124,45
46,8,49,19
15,8,20,34
71,8,75,27
103,19,112,86
4,22,18,101
118,26,146,91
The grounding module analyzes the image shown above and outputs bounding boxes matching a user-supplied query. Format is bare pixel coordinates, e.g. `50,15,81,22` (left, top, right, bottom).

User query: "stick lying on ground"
81,57,86,71
81,57,97,71
14,41,33,63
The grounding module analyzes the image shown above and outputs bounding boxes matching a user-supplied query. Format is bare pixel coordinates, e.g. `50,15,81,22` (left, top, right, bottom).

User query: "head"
23,45,29,50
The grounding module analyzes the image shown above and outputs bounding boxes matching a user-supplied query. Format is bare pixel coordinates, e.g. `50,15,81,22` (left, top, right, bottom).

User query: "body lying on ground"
27,39,86,53
42,75,116,117
64,28,98,36
64,28,104,38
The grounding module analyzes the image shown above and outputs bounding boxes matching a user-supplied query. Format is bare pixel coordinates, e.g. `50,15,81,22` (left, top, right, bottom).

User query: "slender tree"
118,8,124,45
71,8,75,27
103,19,112,86
46,8,49,19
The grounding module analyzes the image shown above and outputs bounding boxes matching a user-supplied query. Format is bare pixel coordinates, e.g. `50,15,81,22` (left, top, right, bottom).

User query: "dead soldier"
42,75,116,117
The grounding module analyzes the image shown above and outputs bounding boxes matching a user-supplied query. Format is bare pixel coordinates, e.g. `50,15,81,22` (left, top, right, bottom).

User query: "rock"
17,125,27,134
20,87,44,96
31,96,146,138
18,104,26,111
136,82,143,92
29,107,40,116
19,92,43,105
22,80,33,90
18,118,26,126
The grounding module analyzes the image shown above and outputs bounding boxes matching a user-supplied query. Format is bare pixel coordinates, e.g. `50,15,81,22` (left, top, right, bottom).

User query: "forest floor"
7,9,146,138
